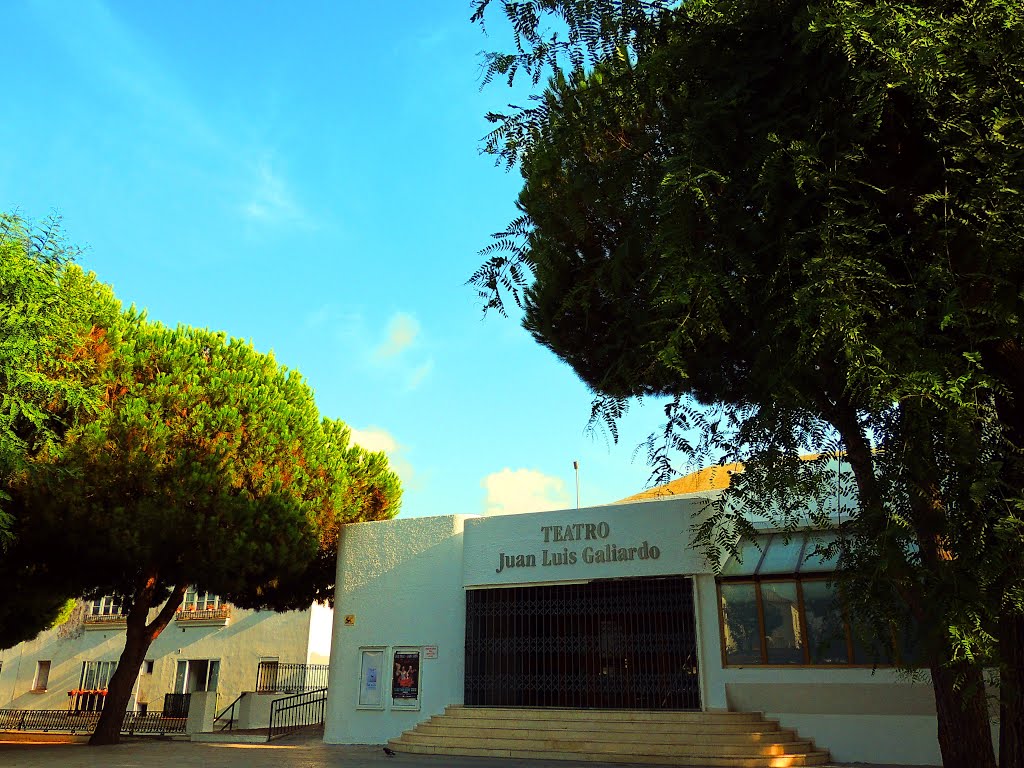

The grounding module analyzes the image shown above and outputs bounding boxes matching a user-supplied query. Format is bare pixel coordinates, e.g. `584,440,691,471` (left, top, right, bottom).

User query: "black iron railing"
267,688,327,741
83,614,127,626
122,712,187,735
255,662,329,693
162,692,191,718
214,693,245,732
0,710,98,733
0,709,185,735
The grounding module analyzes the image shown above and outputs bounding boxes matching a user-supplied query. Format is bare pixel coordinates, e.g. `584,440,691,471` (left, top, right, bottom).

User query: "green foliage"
472,1,1024,763
20,313,399,611
11,303,401,740
0,214,120,543
0,214,121,645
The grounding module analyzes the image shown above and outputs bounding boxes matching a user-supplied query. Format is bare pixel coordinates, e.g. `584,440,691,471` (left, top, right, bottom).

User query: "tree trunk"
89,580,186,746
1001,611,1024,768
932,660,997,768
89,612,150,745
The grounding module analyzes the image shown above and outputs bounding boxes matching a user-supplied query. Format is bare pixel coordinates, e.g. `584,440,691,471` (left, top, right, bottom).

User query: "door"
465,576,700,709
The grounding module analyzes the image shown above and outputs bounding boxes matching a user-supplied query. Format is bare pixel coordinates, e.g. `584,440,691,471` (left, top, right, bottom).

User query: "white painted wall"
0,604,317,719
325,515,471,745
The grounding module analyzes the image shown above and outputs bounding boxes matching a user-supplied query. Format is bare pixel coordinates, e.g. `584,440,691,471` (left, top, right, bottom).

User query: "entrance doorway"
174,659,220,693
464,576,700,709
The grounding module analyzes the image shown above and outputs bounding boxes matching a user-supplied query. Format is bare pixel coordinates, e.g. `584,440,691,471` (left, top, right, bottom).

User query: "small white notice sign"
424,645,438,659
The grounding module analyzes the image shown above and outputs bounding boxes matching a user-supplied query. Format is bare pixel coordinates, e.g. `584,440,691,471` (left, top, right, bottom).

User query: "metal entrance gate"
465,576,700,709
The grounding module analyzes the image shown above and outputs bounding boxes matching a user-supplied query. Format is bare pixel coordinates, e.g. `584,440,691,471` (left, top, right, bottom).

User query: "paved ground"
0,736,928,768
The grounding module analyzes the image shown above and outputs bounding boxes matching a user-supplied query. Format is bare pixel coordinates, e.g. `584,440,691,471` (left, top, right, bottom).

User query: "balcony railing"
162,693,191,718
83,613,127,628
255,662,330,694
174,605,231,623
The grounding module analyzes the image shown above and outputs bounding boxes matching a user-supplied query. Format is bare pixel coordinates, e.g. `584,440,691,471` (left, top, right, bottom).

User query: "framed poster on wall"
357,647,385,709
391,648,421,710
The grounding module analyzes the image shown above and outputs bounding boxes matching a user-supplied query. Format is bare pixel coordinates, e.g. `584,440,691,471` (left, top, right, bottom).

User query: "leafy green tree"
0,214,121,644
19,312,400,745
471,2,1023,766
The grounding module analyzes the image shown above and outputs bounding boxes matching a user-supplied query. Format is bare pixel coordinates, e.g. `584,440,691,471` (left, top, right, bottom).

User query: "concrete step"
390,740,832,767
414,723,797,744
391,707,830,767
191,731,267,744
425,715,784,735
395,732,818,757
445,706,767,723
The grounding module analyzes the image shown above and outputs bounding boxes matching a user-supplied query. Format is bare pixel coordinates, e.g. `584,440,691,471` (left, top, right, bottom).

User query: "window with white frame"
74,660,116,711
90,596,123,616
181,588,222,612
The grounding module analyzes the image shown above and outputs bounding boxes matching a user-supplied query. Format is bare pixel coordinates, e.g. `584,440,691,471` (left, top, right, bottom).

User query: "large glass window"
719,533,917,667
760,581,804,664
720,583,762,665
719,577,913,667
801,579,849,664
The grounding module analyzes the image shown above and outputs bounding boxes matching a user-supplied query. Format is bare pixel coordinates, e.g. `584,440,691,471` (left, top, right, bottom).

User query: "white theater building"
325,486,973,766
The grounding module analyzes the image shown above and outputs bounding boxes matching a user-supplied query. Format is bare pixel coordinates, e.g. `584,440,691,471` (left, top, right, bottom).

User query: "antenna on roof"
573,461,580,510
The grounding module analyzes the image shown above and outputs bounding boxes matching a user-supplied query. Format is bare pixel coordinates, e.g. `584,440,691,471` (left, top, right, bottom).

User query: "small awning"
721,531,839,577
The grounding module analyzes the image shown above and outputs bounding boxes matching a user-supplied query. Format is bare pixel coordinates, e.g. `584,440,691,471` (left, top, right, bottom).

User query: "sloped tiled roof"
617,462,743,503
618,454,832,504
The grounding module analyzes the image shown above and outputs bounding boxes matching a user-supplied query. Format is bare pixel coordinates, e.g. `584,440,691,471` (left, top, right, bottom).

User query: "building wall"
325,514,470,745
0,604,316,718
320,498,976,766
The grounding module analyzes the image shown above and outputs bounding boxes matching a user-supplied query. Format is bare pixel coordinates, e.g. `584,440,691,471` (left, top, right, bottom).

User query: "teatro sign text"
495,521,661,574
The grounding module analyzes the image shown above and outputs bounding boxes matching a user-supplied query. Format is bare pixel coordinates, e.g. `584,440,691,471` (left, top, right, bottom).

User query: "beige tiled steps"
388,706,830,767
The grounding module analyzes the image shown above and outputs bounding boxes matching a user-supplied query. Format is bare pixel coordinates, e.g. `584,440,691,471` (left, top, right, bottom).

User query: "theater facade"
324,494,956,765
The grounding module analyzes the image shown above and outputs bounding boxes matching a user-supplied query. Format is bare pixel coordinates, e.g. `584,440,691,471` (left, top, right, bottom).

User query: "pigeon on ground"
383,746,396,757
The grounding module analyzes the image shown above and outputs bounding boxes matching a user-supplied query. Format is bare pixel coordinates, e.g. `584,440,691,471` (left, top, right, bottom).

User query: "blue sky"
2,0,673,518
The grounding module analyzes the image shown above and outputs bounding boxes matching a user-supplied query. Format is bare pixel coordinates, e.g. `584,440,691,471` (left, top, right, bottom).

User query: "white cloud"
241,159,310,227
406,359,434,390
375,312,420,359
350,426,414,487
481,468,572,516
349,427,399,455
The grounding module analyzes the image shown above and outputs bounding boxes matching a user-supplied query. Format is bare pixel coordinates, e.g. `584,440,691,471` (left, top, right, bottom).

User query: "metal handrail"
267,687,327,741
214,692,246,732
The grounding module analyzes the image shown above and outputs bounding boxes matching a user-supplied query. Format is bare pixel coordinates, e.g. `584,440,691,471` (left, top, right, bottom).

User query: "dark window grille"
162,692,191,718
465,576,700,709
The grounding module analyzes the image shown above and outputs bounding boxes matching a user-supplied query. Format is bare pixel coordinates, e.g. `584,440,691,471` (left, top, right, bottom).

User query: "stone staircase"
388,706,831,767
